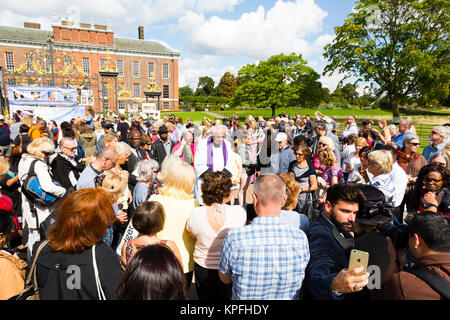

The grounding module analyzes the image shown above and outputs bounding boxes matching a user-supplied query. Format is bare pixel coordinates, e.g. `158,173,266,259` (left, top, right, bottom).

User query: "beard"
330,210,354,233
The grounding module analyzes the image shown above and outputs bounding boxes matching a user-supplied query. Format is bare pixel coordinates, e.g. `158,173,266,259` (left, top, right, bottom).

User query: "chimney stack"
138,26,144,40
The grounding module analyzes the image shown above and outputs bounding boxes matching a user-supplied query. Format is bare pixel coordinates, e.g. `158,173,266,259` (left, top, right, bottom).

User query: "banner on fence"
10,105,85,124
8,85,78,106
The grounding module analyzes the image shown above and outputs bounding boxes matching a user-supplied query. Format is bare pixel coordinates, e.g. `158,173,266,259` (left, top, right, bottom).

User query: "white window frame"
148,62,155,78
162,63,169,79
4,52,14,72
116,60,124,77
163,85,170,99
82,57,90,75
133,83,140,98
133,61,140,77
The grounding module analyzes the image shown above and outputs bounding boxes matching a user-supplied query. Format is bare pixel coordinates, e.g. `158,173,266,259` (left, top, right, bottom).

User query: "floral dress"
322,165,343,186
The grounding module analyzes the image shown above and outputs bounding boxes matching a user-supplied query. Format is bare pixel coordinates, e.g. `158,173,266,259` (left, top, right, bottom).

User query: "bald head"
253,175,286,208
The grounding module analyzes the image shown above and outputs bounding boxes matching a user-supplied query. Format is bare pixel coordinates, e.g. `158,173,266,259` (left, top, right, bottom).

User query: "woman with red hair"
29,188,123,300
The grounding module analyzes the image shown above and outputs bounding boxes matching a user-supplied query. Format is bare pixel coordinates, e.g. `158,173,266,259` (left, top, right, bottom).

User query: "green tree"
232,53,322,117
179,85,194,97
195,76,215,96
216,72,238,98
340,83,359,105
323,0,450,117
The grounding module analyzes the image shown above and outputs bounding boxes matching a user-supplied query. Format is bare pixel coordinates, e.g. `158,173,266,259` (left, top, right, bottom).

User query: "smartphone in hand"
348,249,369,275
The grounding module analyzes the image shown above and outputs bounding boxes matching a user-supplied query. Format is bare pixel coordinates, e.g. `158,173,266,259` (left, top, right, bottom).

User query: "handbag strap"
26,240,49,286
408,267,450,300
92,244,106,300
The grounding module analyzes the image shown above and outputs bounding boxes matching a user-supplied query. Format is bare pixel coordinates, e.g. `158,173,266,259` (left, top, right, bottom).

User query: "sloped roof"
0,25,51,43
0,25,180,57
114,38,180,56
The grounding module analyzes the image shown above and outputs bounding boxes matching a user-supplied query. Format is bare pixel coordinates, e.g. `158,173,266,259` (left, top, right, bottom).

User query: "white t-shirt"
341,144,356,173
186,205,246,270
348,157,361,181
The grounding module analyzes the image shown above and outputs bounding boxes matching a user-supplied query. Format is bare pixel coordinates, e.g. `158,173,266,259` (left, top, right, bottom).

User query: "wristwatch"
423,203,438,209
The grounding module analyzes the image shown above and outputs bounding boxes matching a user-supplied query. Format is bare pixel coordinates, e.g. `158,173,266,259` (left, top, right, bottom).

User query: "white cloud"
177,0,331,59
0,0,243,33
179,55,239,89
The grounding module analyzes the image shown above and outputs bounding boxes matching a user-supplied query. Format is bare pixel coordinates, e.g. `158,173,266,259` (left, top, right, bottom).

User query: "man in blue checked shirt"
218,174,310,300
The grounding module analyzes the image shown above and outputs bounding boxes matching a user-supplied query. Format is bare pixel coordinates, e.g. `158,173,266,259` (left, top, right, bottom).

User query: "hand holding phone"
349,249,369,276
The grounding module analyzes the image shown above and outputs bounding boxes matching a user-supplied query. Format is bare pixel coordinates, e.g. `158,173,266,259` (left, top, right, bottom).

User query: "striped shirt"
219,216,310,300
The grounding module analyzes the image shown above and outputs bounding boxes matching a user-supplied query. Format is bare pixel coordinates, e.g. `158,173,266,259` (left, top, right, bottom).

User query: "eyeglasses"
62,146,77,151
424,177,442,183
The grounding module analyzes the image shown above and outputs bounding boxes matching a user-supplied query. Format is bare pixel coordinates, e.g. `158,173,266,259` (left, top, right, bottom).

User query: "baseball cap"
0,115,5,121
275,132,288,142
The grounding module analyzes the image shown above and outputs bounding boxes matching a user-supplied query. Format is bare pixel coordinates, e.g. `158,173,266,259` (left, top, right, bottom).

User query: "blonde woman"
313,135,335,172
18,138,67,260
377,120,391,144
347,137,369,182
95,170,128,246
319,147,343,188
367,149,396,204
110,141,133,210
149,155,198,288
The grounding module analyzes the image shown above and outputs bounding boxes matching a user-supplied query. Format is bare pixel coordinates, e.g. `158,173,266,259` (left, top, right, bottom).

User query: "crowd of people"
0,107,449,300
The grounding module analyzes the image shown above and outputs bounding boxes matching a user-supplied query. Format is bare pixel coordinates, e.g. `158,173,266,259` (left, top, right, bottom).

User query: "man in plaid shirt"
219,174,310,300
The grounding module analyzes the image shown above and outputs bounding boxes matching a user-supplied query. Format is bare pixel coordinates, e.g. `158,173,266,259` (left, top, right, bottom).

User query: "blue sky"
0,0,358,91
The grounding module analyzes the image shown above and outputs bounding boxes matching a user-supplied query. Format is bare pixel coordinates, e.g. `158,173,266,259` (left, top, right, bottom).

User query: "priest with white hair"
194,124,234,204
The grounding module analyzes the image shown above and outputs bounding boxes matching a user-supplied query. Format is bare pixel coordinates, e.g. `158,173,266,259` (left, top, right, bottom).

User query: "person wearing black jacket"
150,125,173,167
50,137,85,191
28,188,122,300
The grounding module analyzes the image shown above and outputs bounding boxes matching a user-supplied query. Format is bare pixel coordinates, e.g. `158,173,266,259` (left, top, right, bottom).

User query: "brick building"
0,20,180,113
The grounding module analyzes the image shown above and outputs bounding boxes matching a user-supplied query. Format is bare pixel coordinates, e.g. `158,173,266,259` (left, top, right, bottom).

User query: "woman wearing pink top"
186,171,246,300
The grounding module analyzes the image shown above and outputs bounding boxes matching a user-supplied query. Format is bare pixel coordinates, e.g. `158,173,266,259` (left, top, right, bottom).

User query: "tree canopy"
232,53,323,117
216,72,238,98
195,76,215,96
323,0,449,117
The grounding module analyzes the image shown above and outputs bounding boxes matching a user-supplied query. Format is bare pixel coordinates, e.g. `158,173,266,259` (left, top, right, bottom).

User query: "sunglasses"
294,153,303,157
318,143,327,147
409,142,420,146
424,177,442,183
430,131,439,135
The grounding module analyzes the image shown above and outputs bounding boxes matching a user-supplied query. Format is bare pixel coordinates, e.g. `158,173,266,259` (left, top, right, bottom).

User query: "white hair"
112,141,131,157
211,124,227,137
135,159,159,182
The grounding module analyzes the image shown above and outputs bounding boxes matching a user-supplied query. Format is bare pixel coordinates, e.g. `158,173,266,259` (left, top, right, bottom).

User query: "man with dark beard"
303,184,370,300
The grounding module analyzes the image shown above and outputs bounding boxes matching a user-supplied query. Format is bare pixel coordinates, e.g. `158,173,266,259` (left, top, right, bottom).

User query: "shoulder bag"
301,192,321,222
92,244,107,300
8,240,48,300
408,267,450,300
12,134,23,156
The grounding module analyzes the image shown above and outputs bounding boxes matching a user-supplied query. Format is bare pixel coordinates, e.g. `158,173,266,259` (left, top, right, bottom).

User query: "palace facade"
0,20,180,114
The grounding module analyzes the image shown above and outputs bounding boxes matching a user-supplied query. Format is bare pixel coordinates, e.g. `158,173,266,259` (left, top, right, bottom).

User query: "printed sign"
8,85,78,106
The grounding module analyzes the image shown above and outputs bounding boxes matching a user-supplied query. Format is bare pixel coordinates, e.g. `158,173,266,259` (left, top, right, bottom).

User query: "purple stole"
206,137,228,172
